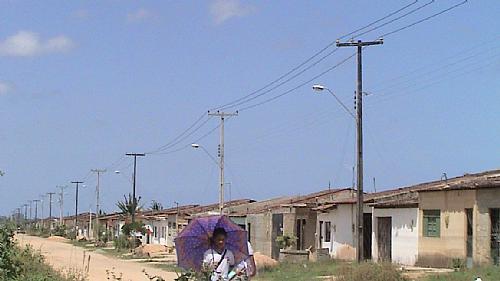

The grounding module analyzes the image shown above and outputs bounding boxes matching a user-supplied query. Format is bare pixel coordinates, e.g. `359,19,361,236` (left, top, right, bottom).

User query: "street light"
191,143,221,168
313,83,364,262
312,84,355,119
191,143,225,214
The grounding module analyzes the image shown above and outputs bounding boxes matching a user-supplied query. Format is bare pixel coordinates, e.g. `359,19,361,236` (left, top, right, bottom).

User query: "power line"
351,0,436,39
380,0,468,38
212,1,423,111
238,52,357,112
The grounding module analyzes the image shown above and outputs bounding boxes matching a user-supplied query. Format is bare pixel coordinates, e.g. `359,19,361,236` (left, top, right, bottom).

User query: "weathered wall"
372,207,419,266
247,213,272,257
317,204,371,260
418,190,475,267
475,188,500,265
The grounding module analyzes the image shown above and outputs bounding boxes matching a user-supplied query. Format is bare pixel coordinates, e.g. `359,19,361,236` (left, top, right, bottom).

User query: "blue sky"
1,0,498,216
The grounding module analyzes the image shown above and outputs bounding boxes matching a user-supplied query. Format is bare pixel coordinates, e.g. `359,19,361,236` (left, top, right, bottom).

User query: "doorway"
364,213,372,259
377,217,392,262
271,214,284,260
491,209,500,265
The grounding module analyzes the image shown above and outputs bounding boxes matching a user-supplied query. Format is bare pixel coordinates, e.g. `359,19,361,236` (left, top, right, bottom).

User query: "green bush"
121,221,146,236
336,262,409,281
275,235,297,250
113,234,132,250
0,223,87,281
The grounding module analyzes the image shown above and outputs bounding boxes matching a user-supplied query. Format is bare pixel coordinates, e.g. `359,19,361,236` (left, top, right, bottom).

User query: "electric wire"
238,52,357,112
380,0,468,38
213,0,422,111
351,0,435,39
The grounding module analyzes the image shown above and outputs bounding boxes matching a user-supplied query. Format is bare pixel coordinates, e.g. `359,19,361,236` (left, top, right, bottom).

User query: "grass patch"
423,266,500,281
255,261,410,281
255,260,339,281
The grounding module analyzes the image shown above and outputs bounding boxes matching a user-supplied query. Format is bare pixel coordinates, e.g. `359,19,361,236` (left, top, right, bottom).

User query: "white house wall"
317,204,371,260
372,208,418,266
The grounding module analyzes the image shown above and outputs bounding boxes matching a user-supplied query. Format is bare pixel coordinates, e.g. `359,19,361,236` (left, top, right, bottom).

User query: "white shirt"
235,242,254,275
203,248,235,281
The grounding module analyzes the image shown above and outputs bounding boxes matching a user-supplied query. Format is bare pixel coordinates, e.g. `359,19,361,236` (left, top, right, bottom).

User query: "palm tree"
116,194,142,218
150,200,163,211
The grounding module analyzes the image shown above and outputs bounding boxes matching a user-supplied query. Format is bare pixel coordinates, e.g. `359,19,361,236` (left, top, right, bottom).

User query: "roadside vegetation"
0,222,87,281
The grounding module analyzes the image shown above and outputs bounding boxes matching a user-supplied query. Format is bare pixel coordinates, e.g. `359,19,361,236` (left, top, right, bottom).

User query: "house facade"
417,171,500,267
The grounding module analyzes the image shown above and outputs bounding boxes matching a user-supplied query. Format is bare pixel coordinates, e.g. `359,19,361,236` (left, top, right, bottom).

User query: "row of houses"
62,169,500,268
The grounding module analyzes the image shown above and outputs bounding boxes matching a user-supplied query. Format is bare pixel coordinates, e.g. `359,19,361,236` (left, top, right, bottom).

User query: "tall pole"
337,38,383,262
125,154,145,223
71,181,83,237
28,200,32,220
47,192,55,232
208,110,238,214
91,169,106,239
33,199,40,226
57,185,66,226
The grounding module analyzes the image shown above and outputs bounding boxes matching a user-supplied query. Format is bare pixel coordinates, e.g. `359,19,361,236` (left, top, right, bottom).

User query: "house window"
423,210,441,237
154,226,158,238
324,221,331,242
172,222,177,229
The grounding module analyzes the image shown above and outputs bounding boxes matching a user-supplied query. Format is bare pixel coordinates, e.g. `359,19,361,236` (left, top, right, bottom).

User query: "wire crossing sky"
0,0,498,216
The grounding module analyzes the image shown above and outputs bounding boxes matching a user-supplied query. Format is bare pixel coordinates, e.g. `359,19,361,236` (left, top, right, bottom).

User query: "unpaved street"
17,235,178,281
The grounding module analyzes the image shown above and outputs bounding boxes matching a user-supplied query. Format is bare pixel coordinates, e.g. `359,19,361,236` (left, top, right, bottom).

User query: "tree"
116,194,143,217
150,200,163,211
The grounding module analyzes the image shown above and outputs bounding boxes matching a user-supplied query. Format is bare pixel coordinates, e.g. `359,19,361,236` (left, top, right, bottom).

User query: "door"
296,219,306,250
364,213,373,260
319,221,324,246
491,209,500,265
271,214,284,260
377,217,392,262
466,208,473,267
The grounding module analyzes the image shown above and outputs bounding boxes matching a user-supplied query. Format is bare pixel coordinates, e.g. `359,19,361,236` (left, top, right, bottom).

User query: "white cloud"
210,0,255,25
0,81,13,96
127,8,153,22
0,31,74,57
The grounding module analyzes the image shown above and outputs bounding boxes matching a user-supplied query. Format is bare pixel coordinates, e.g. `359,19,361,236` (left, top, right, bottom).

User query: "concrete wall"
475,188,500,265
317,204,371,260
418,190,475,267
372,207,419,266
247,213,272,257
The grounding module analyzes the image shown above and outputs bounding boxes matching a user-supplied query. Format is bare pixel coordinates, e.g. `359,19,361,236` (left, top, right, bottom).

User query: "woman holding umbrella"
203,227,235,281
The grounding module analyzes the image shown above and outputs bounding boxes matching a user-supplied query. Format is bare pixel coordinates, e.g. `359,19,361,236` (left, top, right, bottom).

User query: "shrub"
276,235,297,250
121,221,146,236
114,234,132,250
336,262,409,281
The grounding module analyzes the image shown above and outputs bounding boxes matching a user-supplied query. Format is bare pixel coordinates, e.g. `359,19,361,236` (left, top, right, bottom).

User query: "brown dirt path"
16,234,179,281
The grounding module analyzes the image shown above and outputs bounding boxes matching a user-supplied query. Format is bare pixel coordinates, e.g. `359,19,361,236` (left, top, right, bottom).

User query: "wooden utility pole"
47,192,56,233
57,185,67,226
208,110,238,214
125,153,145,223
336,38,383,262
71,181,84,237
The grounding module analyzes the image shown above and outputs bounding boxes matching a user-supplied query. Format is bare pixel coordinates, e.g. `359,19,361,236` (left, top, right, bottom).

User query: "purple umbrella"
174,215,249,271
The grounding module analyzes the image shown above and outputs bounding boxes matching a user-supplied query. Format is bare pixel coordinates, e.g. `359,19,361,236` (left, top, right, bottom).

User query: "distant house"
62,212,96,238
230,189,353,260
416,170,500,267
371,191,420,266
314,191,373,261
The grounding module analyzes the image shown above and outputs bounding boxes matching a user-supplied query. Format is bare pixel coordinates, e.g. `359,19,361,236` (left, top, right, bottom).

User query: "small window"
423,210,441,237
324,221,331,242
172,222,177,229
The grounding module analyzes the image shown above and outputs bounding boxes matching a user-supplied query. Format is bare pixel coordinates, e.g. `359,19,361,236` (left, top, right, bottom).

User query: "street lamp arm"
200,146,222,169
325,88,356,119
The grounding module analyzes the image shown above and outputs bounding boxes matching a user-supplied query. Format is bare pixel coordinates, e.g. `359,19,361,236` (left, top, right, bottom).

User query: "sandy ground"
16,234,179,281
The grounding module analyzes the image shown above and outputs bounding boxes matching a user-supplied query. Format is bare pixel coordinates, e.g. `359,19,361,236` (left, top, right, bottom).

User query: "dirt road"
17,234,179,281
